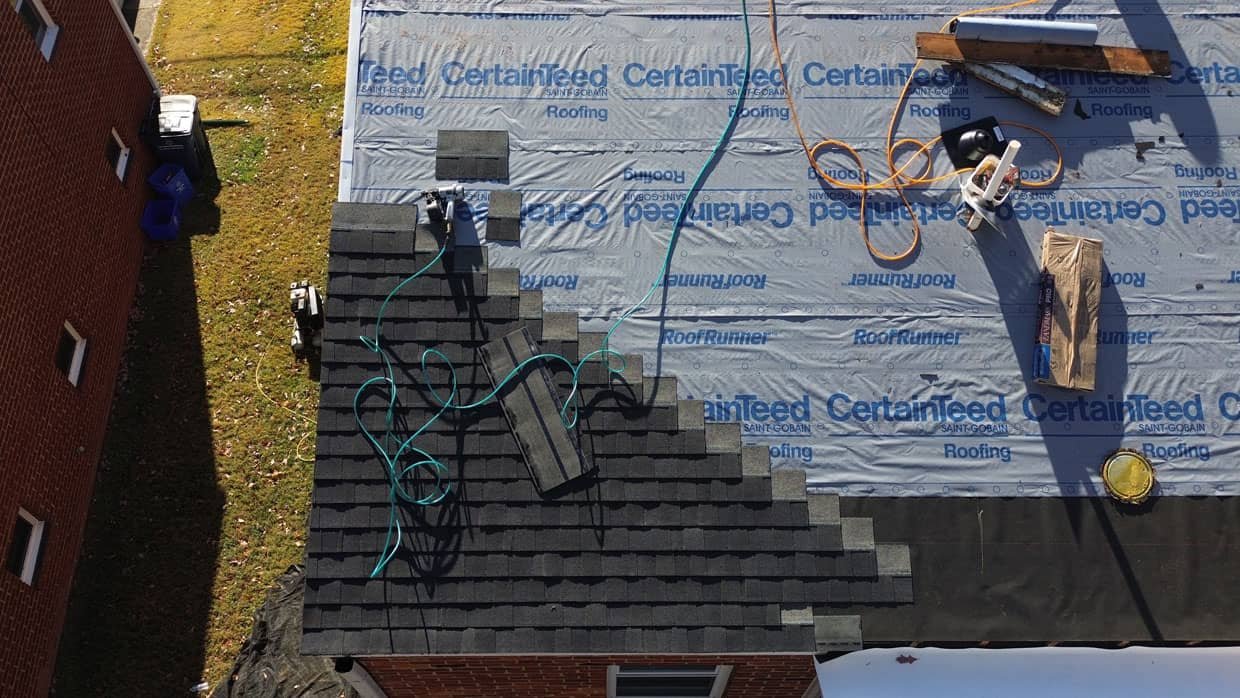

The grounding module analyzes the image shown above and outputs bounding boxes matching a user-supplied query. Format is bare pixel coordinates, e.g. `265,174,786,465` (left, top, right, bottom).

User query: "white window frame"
59,321,87,386
607,665,733,698
107,128,131,181
12,0,60,61
9,508,45,585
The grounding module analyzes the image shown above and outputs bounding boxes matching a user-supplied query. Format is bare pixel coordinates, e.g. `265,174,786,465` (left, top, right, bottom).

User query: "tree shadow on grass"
53,234,224,697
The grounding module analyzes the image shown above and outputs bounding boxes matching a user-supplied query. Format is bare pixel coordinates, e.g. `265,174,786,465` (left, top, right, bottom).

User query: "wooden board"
915,33,1171,77
960,62,1066,116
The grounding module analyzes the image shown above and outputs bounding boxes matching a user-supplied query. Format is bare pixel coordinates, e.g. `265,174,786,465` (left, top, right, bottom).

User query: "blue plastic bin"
141,199,181,241
148,163,195,205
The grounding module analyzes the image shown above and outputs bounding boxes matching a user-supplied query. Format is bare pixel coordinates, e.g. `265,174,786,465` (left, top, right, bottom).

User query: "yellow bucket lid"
1101,449,1155,504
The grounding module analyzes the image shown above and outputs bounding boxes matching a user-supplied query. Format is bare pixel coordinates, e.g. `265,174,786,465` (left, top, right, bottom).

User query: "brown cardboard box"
1033,229,1103,391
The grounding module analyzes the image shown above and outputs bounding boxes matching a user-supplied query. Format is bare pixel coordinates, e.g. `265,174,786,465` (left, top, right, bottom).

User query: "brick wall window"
11,0,60,60
55,321,87,386
106,128,131,181
6,507,46,585
607,665,733,698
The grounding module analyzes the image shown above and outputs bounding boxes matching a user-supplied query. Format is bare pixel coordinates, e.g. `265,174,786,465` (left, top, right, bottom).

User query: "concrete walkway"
120,0,162,53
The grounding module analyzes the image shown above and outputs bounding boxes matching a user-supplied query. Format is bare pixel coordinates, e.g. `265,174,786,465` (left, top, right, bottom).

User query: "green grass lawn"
55,1,347,694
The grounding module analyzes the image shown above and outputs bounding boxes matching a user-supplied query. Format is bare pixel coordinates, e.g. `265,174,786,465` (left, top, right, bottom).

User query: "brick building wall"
361,655,816,698
0,1,156,695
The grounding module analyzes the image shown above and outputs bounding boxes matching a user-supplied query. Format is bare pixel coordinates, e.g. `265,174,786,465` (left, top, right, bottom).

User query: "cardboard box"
1032,229,1103,391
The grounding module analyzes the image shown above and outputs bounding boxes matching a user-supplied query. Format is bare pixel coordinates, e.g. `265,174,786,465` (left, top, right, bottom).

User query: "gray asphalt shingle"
303,208,913,657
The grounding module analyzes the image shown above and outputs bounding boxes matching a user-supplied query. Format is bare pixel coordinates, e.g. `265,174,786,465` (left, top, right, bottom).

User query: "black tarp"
839,497,1240,643
210,566,356,698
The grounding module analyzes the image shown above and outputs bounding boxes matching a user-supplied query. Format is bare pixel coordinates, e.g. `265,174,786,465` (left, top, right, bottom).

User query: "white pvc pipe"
983,141,1021,201
954,17,1099,46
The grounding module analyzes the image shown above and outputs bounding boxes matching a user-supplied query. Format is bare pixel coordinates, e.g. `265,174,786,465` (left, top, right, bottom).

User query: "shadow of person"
976,217,1129,500
1046,0,1221,166
922,0,1222,181
976,216,1162,637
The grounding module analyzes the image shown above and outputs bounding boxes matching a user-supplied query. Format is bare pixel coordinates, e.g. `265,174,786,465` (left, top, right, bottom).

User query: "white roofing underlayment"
341,0,1240,497
815,646,1240,696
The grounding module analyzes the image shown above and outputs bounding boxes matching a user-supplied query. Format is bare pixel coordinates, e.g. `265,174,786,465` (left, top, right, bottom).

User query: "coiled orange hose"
768,0,1064,261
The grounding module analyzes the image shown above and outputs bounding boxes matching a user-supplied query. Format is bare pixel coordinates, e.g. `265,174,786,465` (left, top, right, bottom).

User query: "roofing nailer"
421,185,465,235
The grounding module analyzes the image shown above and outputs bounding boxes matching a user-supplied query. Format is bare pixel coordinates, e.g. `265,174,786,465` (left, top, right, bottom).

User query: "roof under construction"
303,0,1240,656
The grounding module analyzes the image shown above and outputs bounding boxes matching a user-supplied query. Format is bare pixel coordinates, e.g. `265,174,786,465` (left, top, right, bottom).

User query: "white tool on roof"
958,139,1021,232
421,184,465,234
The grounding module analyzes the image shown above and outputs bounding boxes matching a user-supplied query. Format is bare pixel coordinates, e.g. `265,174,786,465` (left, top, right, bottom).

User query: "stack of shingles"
302,202,913,658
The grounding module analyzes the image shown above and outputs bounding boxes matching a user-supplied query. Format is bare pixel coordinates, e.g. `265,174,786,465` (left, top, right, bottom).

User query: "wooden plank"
915,32,1170,77
960,62,1066,116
